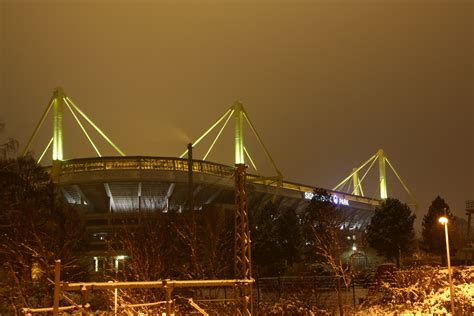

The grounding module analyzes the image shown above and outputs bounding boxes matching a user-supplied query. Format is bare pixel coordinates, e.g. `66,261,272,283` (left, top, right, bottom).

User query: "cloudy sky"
1,0,472,228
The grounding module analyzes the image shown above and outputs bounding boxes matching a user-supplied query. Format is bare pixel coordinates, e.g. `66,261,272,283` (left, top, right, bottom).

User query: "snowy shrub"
257,297,332,315
360,265,474,315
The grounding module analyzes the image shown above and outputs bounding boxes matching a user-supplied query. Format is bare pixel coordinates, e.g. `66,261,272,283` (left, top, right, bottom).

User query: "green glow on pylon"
23,87,125,165
181,100,282,181
352,168,361,196
233,102,245,165
52,87,64,161
378,149,387,199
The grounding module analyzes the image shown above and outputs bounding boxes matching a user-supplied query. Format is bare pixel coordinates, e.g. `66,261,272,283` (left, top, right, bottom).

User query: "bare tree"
302,188,353,316
102,206,235,312
197,207,234,279
0,157,87,314
102,211,183,312
0,121,19,160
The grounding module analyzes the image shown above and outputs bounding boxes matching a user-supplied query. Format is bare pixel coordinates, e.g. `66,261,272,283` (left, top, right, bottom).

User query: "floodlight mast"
181,101,282,181
333,149,417,207
234,102,245,165
51,88,66,180
52,88,64,161
352,168,361,196
377,149,387,199
23,87,125,182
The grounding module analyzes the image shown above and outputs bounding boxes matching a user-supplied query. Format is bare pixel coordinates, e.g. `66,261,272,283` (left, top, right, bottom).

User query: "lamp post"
438,216,455,315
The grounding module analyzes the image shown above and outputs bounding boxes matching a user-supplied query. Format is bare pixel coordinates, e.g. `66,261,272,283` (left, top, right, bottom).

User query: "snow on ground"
356,266,474,315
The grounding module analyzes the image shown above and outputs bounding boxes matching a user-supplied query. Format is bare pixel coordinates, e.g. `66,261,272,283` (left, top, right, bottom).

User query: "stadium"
26,88,386,270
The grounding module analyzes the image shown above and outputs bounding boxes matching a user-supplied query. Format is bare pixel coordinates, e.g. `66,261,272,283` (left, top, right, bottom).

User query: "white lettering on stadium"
304,192,349,206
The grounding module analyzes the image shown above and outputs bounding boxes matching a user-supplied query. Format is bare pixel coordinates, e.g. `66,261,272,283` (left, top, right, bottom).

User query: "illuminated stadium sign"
304,192,349,206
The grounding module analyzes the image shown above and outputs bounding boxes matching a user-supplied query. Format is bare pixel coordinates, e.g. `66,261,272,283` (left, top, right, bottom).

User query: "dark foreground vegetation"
1,157,471,315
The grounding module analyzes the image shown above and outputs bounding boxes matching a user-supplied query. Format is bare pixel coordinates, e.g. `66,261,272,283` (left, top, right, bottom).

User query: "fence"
21,260,254,315
254,275,371,312
22,261,382,315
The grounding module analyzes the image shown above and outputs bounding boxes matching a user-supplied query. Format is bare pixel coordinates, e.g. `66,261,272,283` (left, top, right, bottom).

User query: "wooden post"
114,287,118,315
81,285,89,316
165,288,172,315
163,280,173,316
52,260,61,316
337,276,343,316
352,278,356,307
256,277,260,312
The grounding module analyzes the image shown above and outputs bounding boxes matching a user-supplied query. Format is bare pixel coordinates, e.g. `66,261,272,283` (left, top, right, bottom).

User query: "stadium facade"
56,155,381,270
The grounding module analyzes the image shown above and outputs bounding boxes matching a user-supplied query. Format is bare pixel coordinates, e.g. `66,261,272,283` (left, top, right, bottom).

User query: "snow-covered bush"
360,266,474,315
257,296,335,315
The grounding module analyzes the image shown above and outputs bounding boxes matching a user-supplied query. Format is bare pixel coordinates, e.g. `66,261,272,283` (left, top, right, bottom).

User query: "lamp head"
438,216,448,224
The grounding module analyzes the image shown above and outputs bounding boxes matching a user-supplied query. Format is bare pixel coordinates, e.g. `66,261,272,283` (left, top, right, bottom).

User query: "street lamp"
438,216,455,315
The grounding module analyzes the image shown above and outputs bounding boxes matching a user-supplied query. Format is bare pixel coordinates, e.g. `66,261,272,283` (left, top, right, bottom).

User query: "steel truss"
22,87,125,167
234,164,253,315
333,149,417,207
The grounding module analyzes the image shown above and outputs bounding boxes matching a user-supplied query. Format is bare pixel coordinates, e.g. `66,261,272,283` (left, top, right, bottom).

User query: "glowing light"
438,215,455,314
378,149,387,199
439,216,448,224
304,192,349,206
93,257,99,272
234,103,244,164
52,89,64,161
332,195,349,206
